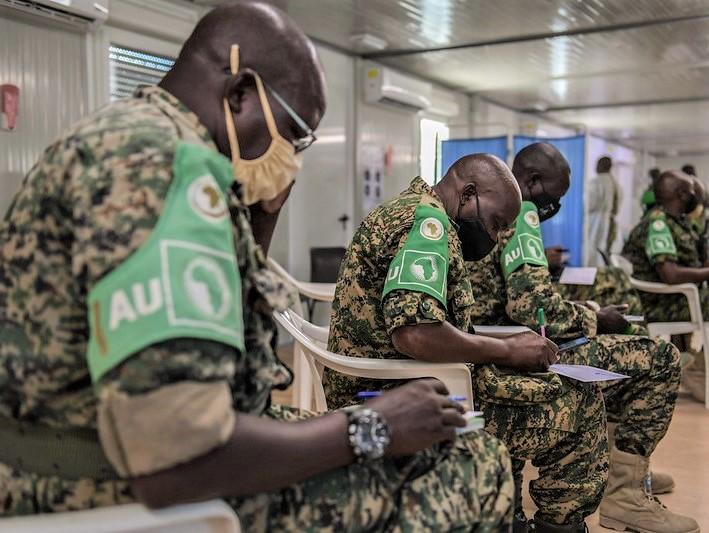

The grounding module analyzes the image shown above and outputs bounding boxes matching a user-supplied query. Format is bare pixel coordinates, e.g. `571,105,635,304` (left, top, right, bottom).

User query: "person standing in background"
682,164,696,177
641,167,660,211
587,156,619,266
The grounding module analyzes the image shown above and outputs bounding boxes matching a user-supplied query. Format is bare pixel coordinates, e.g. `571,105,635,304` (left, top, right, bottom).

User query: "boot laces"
642,474,666,508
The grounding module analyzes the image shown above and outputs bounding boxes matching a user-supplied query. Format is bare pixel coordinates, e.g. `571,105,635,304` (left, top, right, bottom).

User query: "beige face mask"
223,45,302,206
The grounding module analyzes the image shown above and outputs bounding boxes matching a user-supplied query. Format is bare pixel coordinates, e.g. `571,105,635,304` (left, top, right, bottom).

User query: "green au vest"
87,142,245,383
382,198,450,307
501,201,548,279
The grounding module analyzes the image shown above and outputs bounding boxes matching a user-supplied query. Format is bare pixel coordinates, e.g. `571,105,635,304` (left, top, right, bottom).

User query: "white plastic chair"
1,500,240,533
267,257,335,409
611,254,709,408
273,309,475,412
472,325,530,338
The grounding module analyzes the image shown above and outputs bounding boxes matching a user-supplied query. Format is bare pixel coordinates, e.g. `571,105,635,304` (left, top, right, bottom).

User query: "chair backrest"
310,247,346,283
609,253,633,275
0,501,240,533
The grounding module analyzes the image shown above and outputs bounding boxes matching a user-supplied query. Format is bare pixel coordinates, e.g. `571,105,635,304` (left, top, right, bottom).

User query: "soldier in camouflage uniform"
327,155,609,533
0,5,515,531
468,143,697,533
555,267,645,315
623,170,709,405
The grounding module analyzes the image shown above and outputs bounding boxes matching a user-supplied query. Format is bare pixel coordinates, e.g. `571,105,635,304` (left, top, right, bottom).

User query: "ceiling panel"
192,0,709,53
546,101,709,154
187,0,709,155
376,17,709,104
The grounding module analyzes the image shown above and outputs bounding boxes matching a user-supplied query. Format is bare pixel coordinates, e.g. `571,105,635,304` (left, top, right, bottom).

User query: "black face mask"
530,181,561,221
456,189,496,261
685,193,700,214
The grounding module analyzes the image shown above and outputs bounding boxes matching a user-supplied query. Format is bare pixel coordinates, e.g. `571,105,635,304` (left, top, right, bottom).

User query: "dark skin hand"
595,305,630,334
392,323,558,372
131,379,466,508
545,246,566,269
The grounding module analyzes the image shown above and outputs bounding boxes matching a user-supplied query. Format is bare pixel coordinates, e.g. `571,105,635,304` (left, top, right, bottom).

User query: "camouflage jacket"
325,178,474,409
0,87,293,513
467,227,597,340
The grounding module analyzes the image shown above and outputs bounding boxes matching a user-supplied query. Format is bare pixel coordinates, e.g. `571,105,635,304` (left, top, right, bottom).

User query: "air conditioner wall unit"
0,0,109,30
363,62,432,111
428,87,461,118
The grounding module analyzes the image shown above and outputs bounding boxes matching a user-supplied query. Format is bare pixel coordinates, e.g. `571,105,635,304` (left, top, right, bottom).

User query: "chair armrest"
472,325,530,338
296,282,336,302
0,501,241,533
629,278,703,325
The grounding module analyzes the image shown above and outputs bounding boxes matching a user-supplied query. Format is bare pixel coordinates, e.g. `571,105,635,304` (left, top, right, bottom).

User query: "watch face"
352,410,390,460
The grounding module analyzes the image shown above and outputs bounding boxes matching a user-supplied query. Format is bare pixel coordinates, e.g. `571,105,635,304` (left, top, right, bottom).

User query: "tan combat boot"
599,447,699,532
606,422,674,494
682,356,706,404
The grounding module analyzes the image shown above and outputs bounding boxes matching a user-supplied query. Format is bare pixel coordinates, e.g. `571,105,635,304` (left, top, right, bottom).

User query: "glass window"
109,45,175,101
419,118,450,185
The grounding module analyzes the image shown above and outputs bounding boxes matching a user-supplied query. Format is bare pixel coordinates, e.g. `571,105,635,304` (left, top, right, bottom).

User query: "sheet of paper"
558,267,597,285
456,411,485,435
549,364,629,382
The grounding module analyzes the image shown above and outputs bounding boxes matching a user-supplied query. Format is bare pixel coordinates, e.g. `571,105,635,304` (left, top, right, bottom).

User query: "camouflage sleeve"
69,138,238,477
505,264,598,339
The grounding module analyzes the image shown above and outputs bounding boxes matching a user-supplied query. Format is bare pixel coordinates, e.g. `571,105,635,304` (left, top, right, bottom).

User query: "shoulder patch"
382,201,450,305
501,201,548,279
645,213,677,258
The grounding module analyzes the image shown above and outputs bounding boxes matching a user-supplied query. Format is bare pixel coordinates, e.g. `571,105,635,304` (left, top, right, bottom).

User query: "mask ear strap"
224,44,242,160
230,43,281,142
252,74,280,140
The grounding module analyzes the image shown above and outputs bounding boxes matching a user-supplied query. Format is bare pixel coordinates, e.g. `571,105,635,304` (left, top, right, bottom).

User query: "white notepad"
558,267,598,285
549,364,629,382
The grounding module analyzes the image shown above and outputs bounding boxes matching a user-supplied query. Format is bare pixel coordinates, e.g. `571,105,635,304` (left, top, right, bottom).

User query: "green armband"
645,215,677,259
86,143,245,383
501,201,548,279
382,202,449,306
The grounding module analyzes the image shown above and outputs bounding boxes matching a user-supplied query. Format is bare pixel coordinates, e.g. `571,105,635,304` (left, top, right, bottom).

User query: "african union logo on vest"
387,249,447,299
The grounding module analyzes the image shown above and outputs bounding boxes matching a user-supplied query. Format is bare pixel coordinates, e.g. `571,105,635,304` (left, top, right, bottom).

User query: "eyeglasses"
265,83,317,153
224,67,318,153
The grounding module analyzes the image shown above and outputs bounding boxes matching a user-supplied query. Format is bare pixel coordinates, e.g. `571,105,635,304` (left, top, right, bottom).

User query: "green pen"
537,308,546,338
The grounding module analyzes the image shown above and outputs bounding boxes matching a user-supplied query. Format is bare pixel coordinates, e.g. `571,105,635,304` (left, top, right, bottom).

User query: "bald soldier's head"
512,143,570,221
433,154,521,261
655,170,700,218
160,1,326,170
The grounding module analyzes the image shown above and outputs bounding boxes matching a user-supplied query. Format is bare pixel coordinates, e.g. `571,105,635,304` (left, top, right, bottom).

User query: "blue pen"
357,391,466,402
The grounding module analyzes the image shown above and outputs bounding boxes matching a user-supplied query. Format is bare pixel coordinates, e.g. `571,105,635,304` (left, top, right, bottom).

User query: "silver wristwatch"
346,407,391,463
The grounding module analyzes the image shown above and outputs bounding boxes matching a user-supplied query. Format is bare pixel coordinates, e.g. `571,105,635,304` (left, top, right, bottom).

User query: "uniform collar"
408,177,446,206
134,86,215,148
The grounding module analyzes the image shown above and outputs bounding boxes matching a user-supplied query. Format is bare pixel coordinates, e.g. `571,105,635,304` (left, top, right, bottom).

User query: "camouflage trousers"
234,404,514,532
554,266,645,317
474,366,608,525
563,334,681,458
1,404,514,533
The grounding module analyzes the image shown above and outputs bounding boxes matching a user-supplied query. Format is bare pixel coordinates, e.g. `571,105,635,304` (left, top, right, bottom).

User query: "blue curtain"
513,135,586,266
441,136,508,177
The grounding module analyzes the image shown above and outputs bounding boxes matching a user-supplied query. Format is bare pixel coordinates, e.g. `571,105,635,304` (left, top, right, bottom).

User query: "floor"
275,344,709,530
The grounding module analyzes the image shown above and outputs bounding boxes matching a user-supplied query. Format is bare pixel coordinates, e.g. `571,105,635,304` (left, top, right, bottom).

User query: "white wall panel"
656,154,709,188
0,14,88,215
